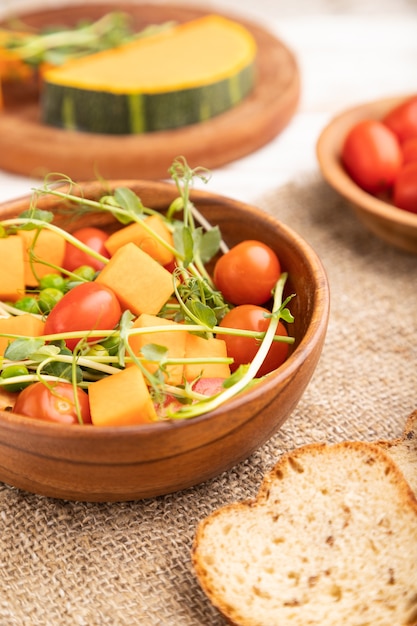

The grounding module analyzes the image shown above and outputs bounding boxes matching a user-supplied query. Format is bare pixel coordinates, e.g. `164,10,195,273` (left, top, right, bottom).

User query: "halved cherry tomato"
63,227,110,272
192,377,225,396
383,95,417,143
43,282,122,351
156,378,226,418
341,119,403,194
218,304,289,377
13,381,91,424
213,241,281,306
393,162,417,214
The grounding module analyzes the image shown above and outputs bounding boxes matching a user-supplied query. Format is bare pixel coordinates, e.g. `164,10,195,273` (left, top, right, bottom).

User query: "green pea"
39,273,67,292
73,265,96,282
82,344,110,376
1,364,30,392
38,287,64,313
99,335,120,356
14,296,40,314
64,279,84,291
85,345,109,359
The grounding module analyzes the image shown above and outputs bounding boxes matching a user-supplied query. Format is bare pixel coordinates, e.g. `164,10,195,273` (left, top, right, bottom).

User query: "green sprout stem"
31,187,182,261
2,217,109,266
0,303,43,320
191,205,230,255
167,273,291,420
0,321,294,350
27,162,225,313
9,14,121,60
3,13,174,64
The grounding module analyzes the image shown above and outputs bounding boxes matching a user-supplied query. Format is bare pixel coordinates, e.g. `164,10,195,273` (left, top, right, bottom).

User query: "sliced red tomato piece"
13,381,91,425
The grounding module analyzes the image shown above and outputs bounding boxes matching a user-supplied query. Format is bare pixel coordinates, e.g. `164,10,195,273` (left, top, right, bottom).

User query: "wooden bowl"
0,181,329,502
316,95,417,254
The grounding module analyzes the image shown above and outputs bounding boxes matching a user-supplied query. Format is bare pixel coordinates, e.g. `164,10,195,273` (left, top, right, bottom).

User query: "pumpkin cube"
128,313,187,385
95,242,174,316
89,365,157,426
18,228,66,287
0,236,25,301
184,334,231,381
105,215,174,266
0,314,45,357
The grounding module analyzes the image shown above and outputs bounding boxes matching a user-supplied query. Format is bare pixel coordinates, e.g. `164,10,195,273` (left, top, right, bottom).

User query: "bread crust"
377,409,417,497
192,439,417,626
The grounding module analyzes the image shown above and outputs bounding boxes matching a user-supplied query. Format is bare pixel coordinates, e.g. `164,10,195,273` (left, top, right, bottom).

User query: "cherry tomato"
393,162,417,214
341,119,402,194
13,381,91,425
63,227,110,272
192,377,225,396
157,378,226,418
163,259,178,274
218,304,289,377
402,138,417,165
43,282,122,351
213,241,281,306
383,95,417,143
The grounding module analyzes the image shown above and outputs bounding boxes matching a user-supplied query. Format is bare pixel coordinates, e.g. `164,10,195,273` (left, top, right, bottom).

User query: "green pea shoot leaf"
4,337,45,361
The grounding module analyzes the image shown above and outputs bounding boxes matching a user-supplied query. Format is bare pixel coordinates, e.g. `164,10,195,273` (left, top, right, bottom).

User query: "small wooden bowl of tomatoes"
0,178,329,502
317,94,417,254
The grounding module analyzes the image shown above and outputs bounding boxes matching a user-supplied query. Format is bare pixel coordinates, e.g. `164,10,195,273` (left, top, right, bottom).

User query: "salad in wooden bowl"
0,159,329,501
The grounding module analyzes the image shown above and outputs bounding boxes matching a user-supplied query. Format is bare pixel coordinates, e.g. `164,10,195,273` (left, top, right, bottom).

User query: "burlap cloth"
0,171,415,625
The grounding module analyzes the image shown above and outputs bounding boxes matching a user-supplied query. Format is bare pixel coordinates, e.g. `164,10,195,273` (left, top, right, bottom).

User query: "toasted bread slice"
192,441,417,626
378,409,417,497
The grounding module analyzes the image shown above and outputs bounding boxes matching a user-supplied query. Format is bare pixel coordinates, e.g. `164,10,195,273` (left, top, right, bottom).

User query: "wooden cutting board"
0,3,300,181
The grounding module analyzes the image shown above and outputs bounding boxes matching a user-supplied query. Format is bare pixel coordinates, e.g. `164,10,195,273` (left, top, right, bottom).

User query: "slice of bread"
378,409,417,497
192,441,417,626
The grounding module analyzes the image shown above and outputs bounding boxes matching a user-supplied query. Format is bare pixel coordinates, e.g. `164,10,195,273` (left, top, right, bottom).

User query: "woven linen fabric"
0,175,416,626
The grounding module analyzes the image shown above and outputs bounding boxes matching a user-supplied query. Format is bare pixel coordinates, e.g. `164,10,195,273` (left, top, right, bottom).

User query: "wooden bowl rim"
316,94,417,228
0,180,330,440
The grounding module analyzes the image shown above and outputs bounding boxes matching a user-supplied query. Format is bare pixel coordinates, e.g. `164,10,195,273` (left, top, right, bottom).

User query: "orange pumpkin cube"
0,236,25,301
95,242,174,316
89,365,157,426
105,214,174,266
0,314,45,356
128,313,187,385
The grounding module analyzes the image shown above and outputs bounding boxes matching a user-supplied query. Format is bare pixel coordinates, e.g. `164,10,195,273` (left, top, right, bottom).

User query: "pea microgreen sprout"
0,157,297,423
3,13,175,67
0,313,294,423
168,156,224,284
30,178,180,263
25,158,229,333
165,273,295,420
172,269,229,331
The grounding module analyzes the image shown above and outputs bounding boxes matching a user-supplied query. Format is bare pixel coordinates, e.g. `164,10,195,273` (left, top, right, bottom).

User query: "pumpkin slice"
41,14,257,134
